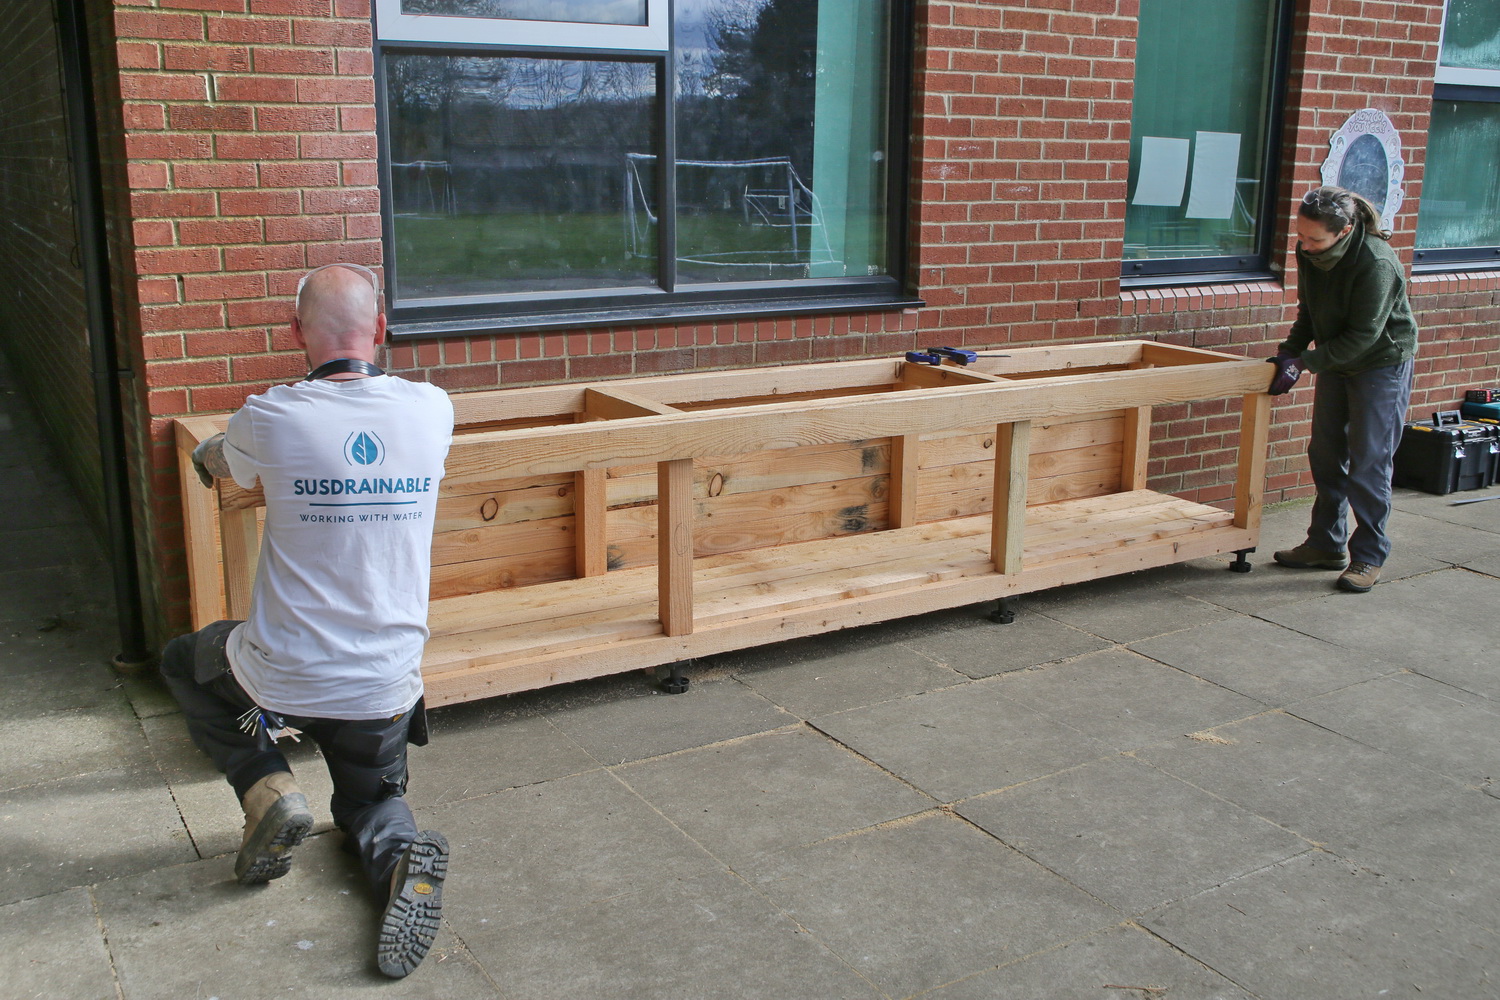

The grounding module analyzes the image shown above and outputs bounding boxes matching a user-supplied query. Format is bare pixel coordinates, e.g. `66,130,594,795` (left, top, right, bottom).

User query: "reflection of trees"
681,0,817,173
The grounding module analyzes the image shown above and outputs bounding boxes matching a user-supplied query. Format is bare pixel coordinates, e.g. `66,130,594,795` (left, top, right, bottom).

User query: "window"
1122,0,1291,285
373,0,915,336
1415,0,1500,269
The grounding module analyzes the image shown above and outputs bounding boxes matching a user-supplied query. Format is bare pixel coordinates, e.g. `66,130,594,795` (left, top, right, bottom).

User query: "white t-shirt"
222,375,454,719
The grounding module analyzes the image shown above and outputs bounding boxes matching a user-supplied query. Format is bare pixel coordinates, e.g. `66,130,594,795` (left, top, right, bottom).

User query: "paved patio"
2,355,1497,999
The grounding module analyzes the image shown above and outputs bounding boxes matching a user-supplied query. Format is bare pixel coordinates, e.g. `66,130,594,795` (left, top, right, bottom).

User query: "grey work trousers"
159,621,421,892
1303,359,1415,567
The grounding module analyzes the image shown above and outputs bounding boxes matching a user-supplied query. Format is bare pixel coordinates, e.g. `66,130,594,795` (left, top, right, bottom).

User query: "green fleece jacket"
1278,220,1419,375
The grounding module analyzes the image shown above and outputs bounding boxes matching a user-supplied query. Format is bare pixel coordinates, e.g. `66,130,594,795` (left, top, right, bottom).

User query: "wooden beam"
220,505,259,619
889,435,920,528
898,362,1008,389
583,387,681,420
575,467,609,577
174,421,226,629
1120,405,1152,491
1233,391,1271,531
445,359,1270,484
991,420,1031,574
657,458,694,636
1140,342,1248,367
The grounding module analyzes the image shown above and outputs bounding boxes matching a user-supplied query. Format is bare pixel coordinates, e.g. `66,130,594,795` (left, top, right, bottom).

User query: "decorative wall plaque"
1319,108,1405,230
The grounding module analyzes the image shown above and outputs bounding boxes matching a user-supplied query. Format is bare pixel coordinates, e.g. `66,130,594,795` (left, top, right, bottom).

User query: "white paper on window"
1184,131,1242,219
1131,136,1190,207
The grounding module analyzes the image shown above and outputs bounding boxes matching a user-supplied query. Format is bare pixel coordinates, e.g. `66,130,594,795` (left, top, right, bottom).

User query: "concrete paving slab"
616,726,932,866
994,648,1265,752
544,676,795,765
1023,572,1233,643
957,755,1308,914
1151,555,1345,616
1287,673,1500,793
409,705,599,808
140,713,338,861
922,922,1256,1000
0,658,127,716
1392,483,1500,528
0,886,119,1000
1142,851,1499,999
745,812,1119,998
0,563,113,632
434,769,721,935
895,606,1113,679
1384,507,1500,568
1264,568,1500,702
1130,615,1399,706
0,690,155,791
811,681,1113,802
726,644,960,722
1135,712,1477,869
93,833,502,999
476,868,883,1000
0,766,196,905
1139,711,1500,913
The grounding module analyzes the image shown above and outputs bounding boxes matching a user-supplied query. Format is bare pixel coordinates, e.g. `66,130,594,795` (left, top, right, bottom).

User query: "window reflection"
671,0,890,284
400,0,647,26
386,54,658,299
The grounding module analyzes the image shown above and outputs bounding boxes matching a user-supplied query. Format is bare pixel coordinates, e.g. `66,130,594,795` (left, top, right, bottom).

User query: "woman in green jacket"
1268,185,1418,593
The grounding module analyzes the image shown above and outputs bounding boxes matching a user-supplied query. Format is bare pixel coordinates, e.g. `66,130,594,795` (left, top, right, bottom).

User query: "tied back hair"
1299,185,1392,241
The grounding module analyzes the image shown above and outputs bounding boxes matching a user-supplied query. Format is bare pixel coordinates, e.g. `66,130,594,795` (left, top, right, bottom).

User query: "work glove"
190,432,225,488
1266,352,1302,396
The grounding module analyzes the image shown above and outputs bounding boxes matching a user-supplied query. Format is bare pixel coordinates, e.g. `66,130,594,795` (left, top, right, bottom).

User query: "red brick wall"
108,0,1499,639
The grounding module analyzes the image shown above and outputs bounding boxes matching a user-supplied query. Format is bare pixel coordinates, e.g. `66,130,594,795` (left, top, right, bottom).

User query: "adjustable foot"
1228,548,1254,574
656,660,692,694
988,597,1017,624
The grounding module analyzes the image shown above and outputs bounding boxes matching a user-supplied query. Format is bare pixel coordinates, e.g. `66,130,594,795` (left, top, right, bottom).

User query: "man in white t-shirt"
160,263,454,979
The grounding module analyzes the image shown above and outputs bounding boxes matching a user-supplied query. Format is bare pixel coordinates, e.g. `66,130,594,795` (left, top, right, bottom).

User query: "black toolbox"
1392,411,1499,495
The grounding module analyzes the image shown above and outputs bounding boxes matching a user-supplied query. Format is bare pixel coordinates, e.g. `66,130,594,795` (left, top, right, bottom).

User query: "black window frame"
1414,89,1500,271
372,2,920,340
1119,0,1294,289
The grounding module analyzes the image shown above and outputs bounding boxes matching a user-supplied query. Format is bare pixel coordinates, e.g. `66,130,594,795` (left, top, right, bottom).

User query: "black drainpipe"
54,0,152,668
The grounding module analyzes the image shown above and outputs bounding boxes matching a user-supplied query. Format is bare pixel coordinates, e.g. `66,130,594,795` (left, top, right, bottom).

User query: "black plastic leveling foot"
1228,548,1254,574
656,660,691,694
988,597,1017,624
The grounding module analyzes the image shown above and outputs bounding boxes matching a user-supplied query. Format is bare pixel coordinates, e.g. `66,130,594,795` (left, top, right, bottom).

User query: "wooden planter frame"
175,340,1271,707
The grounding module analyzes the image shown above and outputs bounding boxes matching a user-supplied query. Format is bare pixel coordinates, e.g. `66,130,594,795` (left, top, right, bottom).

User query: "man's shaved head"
293,264,384,363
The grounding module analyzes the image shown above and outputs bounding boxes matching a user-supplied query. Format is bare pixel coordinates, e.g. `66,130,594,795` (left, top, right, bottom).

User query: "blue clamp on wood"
929,346,979,366
905,350,943,365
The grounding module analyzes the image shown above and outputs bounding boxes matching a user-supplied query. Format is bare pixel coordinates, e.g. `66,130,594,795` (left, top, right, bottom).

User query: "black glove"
1266,352,1302,396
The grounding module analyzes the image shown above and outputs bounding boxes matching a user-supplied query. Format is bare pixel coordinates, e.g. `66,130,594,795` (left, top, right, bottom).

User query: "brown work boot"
1273,544,1348,570
1337,561,1381,593
377,831,449,978
235,772,313,885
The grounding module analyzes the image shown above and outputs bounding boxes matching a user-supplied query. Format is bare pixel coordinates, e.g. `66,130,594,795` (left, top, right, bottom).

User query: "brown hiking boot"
1273,544,1348,570
1337,561,1381,593
235,772,313,885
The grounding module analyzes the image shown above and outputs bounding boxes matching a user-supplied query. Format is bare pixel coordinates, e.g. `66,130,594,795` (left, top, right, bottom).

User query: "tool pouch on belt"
405,696,430,747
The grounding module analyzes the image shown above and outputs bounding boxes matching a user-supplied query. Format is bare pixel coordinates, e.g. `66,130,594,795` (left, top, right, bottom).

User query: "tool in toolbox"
1465,388,1500,404
904,346,1009,366
1392,410,1500,495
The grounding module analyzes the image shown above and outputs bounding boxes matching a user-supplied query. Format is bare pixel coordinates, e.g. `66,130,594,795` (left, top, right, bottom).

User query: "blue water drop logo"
344,431,385,466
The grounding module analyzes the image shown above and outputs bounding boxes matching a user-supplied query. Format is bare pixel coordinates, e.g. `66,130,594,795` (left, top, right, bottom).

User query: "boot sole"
1273,554,1348,570
1337,576,1375,593
235,793,313,885
377,831,449,979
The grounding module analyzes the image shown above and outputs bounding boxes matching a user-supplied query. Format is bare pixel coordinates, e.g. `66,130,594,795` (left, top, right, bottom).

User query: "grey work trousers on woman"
159,620,422,893
1303,359,1415,567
